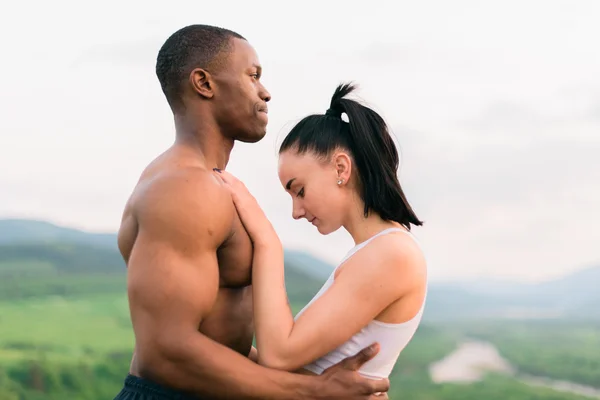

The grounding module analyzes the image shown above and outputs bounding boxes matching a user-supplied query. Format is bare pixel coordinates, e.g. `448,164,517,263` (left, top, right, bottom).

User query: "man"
113,25,390,399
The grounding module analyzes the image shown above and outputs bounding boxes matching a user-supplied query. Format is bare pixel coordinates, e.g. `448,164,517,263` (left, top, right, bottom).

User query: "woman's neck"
343,205,404,245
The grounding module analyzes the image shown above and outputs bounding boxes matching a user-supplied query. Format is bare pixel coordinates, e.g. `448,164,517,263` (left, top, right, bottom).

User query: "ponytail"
279,82,423,230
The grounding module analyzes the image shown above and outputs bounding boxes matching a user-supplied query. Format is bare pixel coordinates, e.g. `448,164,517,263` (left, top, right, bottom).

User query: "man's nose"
260,84,271,102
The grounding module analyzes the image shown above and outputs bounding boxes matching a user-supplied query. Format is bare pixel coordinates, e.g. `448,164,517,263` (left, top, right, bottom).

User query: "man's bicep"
126,226,221,355
128,172,233,344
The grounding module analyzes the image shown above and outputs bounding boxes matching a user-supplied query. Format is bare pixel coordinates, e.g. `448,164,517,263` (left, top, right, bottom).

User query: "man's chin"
235,130,267,143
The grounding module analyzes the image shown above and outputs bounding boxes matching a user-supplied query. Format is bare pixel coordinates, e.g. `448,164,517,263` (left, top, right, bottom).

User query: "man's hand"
315,343,390,399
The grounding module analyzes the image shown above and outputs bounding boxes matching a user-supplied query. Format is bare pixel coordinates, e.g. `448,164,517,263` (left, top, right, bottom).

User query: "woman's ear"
332,151,352,186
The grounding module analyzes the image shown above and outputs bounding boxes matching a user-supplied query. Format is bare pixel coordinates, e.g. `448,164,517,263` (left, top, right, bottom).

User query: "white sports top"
294,227,427,379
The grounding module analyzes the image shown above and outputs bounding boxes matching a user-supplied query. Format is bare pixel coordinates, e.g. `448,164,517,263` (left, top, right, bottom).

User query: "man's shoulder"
141,166,230,205
135,166,235,231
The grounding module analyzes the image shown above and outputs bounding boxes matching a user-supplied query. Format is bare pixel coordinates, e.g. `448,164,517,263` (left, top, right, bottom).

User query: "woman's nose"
292,202,304,220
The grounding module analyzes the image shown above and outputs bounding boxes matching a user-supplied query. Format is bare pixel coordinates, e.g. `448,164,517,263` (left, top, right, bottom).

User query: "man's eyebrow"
285,178,296,191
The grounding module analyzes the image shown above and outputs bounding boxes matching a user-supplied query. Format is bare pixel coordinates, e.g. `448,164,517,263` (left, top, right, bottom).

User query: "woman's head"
277,82,422,235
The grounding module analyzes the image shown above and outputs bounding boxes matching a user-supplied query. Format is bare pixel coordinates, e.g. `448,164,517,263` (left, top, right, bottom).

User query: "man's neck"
173,113,234,170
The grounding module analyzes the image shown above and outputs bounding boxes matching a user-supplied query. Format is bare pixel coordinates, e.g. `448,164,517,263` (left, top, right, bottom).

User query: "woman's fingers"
213,168,246,191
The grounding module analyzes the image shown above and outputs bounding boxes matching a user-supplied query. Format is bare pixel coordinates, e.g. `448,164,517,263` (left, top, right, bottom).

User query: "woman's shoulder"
379,229,424,260
338,229,427,285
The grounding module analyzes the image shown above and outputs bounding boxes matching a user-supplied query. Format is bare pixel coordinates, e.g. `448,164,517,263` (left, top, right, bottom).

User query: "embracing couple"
113,24,427,400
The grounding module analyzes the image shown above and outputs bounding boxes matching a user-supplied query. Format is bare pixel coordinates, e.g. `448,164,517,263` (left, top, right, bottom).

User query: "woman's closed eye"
297,188,305,198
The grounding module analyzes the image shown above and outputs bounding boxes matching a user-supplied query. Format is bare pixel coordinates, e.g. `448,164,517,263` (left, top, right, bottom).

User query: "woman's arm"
248,346,259,363
214,169,420,372
250,234,415,371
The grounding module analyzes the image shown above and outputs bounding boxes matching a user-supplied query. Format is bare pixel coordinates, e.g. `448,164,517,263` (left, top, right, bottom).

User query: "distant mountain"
0,218,330,277
1,218,598,321
0,218,325,303
284,249,334,280
0,242,125,275
0,220,125,300
424,264,600,321
0,219,116,249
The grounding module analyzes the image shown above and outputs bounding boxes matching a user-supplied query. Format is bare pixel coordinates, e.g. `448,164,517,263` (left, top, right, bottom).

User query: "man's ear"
189,68,214,99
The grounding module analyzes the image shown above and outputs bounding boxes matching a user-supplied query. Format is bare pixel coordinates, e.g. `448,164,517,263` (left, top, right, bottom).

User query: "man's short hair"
156,24,245,110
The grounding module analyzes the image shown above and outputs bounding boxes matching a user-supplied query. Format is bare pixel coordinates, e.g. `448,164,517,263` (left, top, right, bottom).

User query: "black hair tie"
325,108,341,118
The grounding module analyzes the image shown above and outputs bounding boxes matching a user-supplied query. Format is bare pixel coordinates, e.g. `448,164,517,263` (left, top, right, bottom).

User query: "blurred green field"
461,319,600,388
0,226,598,400
0,294,133,365
0,294,131,399
1,294,598,400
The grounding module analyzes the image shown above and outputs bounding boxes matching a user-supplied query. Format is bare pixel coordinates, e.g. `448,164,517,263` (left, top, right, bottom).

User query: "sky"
1,0,598,282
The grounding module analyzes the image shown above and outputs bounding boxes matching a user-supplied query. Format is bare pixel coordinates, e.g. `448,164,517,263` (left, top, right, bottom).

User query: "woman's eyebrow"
285,178,296,191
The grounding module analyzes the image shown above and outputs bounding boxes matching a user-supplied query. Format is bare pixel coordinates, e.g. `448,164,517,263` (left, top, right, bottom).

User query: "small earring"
337,179,343,185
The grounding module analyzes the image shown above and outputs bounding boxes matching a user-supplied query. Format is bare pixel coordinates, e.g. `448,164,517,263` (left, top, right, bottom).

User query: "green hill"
0,219,325,303
0,219,116,248
1,219,599,399
425,264,600,321
284,249,334,280
0,242,125,275
0,219,327,399
1,218,598,321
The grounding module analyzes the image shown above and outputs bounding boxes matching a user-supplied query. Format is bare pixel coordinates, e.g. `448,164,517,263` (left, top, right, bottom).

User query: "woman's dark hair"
279,82,423,230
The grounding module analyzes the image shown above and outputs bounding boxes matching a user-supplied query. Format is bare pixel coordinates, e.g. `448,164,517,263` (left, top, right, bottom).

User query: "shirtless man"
112,25,390,400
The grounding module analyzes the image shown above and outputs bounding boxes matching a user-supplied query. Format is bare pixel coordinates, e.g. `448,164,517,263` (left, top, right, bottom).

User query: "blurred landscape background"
0,218,598,399
2,0,599,399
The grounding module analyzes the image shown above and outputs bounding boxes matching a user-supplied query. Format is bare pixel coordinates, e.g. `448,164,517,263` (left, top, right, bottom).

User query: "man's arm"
127,170,318,399
126,170,389,399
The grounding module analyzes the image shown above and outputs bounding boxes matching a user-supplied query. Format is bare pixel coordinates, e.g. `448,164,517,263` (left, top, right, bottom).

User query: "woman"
214,83,428,380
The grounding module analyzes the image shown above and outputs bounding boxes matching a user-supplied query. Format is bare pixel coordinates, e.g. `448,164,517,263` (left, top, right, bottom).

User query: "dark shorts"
114,375,202,400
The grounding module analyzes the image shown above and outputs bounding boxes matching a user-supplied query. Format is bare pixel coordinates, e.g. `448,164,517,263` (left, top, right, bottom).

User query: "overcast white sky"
1,0,598,282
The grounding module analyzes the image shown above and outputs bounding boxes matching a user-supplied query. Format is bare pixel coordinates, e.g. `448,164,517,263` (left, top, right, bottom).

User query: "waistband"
123,374,201,399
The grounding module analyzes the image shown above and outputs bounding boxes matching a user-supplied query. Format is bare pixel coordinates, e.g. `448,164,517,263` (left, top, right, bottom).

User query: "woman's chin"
314,224,325,235
316,223,340,236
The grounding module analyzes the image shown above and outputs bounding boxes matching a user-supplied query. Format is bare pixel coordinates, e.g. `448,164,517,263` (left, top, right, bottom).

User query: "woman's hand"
213,168,279,246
